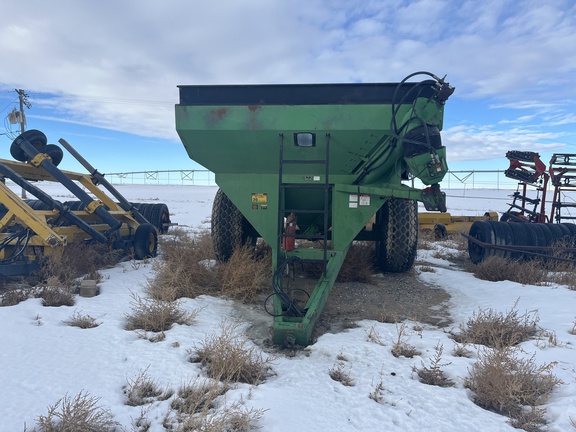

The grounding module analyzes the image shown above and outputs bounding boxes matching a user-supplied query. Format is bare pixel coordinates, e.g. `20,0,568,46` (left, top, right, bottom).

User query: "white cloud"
443,124,567,162
0,0,574,147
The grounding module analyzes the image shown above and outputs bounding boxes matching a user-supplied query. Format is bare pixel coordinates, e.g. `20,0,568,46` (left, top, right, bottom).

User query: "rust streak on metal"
209,108,227,123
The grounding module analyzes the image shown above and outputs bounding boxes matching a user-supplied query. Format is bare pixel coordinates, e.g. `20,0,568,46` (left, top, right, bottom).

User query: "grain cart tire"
375,198,418,273
212,188,256,262
134,223,158,259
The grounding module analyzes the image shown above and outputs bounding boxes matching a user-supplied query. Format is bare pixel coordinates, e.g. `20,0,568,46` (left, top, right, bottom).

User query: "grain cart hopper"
0,129,170,278
176,71,454,346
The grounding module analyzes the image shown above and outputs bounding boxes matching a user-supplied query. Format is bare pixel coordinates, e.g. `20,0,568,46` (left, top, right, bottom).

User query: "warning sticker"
251,193,268,204
349,194,358,202
359,194,371,206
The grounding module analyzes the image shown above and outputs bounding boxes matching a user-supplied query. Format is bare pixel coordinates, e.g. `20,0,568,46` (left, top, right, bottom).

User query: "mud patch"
316,268,452,339
232,266,452,346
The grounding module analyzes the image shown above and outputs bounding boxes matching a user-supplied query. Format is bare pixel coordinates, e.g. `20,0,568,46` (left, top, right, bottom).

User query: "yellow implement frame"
418,211,498,233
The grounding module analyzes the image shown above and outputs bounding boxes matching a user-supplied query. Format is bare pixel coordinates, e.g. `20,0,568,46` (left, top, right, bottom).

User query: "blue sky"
0,0,575,175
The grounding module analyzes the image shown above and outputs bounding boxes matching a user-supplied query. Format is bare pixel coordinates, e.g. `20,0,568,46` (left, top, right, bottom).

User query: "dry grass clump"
452,343,473,358
470,256,548,285
329,362,354,386
32,391,118,432
544,254,576,290
37,286,75,307
39,243,118,289
166,378,263,431
170,378,228,417
1,286,33,306
125,292,197,333
299,241,374,283
124,369,173,406
391,321,420,358
149,231,220,301
190,320,274,385
219,244,270,303
417,228,436,250
63,311,100,329
465,348,561,431
337,242,374,283
366,325,386,346
412,343,454,387
455,301,539,349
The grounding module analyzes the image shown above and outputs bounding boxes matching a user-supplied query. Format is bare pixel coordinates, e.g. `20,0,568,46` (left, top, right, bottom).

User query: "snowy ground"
1,185,575,432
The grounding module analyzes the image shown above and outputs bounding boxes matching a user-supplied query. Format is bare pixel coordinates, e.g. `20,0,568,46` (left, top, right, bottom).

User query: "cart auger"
176,71,454,346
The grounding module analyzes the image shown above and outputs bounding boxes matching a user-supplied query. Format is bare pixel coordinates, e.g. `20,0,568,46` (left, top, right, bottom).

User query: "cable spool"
467,221,576,264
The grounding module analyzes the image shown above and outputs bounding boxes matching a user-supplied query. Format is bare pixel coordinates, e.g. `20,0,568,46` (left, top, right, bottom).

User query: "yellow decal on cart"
251,193,268,204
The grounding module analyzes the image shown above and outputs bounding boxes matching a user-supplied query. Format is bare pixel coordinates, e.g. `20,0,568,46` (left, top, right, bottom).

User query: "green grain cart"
176,71,454,346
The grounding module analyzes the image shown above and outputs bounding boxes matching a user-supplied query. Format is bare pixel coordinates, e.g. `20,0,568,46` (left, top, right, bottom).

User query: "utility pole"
15,89,31,198
15,89,31,134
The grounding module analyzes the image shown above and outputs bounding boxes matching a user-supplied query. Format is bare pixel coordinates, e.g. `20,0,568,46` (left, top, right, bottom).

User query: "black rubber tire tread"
530,224,547,248
133,223,158,259
211,188,246,262
556,223,572,239
24,200,52,210
151,203,170,234
129,203,170,234
488,221,512,259
517,223,539,260
507,222,527,260
375,198,418,273
546,223,564,242
64,201,86,211
468,220,495,264
561,223,576,237
537,223,555,247
10,129,47,161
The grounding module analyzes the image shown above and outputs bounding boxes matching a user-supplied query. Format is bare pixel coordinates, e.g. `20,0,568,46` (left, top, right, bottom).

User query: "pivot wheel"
211,188,257,262
133,223,158,259
375,198,418,273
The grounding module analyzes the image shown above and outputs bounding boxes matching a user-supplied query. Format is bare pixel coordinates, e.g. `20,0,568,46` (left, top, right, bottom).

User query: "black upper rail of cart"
177,81,437,106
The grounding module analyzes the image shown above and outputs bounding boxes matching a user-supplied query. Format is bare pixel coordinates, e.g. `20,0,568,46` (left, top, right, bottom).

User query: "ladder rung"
283,209,326,214
280,184,330,189
282,159,327,164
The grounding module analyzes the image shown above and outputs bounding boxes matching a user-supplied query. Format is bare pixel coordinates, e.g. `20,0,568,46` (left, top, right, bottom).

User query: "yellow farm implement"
0,130,169,278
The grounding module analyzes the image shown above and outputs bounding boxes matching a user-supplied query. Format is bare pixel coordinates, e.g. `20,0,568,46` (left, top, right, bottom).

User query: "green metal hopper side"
176,72,454,346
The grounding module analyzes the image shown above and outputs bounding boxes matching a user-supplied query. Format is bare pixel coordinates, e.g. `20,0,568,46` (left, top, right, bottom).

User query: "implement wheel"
375,198,418,272
132,203,171,234
134,223,158,259
211,188,256,262
10,129,48,162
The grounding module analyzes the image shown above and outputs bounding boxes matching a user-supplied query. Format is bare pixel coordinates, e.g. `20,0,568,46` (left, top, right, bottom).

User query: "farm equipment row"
466,151,576,263
0,129,170,278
